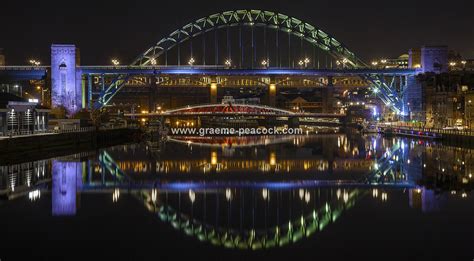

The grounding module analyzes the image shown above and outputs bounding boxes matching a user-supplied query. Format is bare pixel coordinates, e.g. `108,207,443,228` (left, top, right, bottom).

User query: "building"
0,93,50,136
372,54,409,68
280,91,323,112
408,48,421,68
421,46,448,73
418,71,474,128
0,84,23,97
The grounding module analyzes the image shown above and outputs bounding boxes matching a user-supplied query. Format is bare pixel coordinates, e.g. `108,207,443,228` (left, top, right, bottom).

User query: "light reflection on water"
0,134,473,254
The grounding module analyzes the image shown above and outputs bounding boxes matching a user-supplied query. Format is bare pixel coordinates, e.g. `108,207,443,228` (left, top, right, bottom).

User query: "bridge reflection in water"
0,134,472,249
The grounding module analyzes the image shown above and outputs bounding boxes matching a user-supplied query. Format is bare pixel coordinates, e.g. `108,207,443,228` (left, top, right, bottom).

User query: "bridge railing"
0,66,49,70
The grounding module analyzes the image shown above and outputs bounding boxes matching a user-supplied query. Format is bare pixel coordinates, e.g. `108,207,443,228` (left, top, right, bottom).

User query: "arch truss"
134,9,366,68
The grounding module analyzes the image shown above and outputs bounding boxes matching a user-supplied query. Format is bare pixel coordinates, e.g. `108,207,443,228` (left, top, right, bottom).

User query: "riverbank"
0,128,141,164
380,126,474,148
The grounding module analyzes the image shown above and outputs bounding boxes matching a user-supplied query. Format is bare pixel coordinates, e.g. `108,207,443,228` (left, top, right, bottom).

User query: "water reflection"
140,188,362,249
0,134,473,250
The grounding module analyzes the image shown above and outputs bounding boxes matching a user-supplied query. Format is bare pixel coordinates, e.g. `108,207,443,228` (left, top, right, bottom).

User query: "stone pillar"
209,80,218,104
51,44,81,116
149,76,157,112
268,83,277,107
322,76,334,113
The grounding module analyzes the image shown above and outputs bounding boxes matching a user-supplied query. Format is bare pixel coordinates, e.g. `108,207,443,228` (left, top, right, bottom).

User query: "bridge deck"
0,65,419,79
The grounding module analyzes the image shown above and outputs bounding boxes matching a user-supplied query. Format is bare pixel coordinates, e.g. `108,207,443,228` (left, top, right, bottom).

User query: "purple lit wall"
51,44,82,116
52,161,83,216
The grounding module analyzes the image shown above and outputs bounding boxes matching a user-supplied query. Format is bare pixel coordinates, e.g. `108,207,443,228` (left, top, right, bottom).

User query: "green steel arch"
140,190,361,250
132,10,367,68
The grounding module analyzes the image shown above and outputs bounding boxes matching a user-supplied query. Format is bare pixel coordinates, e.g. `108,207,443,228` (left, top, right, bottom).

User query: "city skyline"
1,0,473,65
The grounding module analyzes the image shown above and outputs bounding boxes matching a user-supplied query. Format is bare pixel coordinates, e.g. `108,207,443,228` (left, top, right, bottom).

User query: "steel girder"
361,74,408,114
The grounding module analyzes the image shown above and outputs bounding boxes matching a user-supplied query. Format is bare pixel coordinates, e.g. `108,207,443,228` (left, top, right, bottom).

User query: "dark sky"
1,0,473,65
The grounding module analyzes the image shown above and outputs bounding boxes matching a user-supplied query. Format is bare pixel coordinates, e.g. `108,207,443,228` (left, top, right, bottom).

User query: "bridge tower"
51,44,82,116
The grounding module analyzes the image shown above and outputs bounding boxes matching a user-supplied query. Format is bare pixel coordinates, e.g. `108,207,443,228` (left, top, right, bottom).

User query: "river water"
0,134,473,260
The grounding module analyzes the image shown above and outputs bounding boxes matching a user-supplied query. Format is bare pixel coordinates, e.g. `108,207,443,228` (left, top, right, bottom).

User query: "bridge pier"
209,79,218,104
322,76,334,113
149,76,157,112
268,83,277,107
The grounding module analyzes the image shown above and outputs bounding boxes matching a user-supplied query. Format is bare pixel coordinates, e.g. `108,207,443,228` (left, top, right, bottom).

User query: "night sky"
1,0,473,65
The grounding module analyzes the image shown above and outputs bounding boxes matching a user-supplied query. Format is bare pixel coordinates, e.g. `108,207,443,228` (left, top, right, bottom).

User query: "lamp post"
111,59,120,66
29,59,41,66
36,86,49,106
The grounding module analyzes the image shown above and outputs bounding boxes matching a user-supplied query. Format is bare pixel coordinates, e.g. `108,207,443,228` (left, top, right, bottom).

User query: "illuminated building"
0,93,50,136
51,44,82,116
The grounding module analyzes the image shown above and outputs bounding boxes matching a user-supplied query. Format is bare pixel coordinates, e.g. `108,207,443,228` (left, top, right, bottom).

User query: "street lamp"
111,59,120,66
449,61,456,67
150,58,157,65
261,59,269,68
29,59,41,66
188,57,195,66
371,61,378,67
225,59,231,67
36,86,48,106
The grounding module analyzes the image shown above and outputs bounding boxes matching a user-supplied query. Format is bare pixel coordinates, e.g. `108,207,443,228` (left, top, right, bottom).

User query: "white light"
262,188,269,200
189,189,196,203
112,188,120,202
28,190,41,201
28,99,39,103
188,57,195,65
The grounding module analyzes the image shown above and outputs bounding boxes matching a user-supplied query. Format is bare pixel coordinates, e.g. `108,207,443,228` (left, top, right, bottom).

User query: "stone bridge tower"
51,44,82,116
